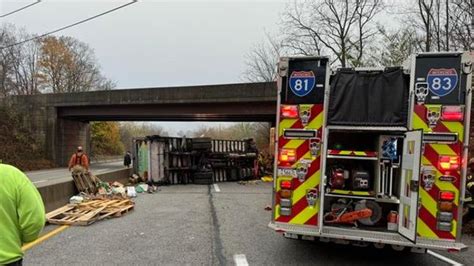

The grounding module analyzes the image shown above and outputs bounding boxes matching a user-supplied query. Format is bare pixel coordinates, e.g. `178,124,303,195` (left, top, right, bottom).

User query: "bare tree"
375,26,421,66
402,0,472,52
190,122,270,151
96,74,115,91
282,0,383,67
8,30,41,95
119,122,168,151
281,1,323,56
242,33,282,82
416,0,435,52
0,25,15,97
349,0,383,66
13,39,41,95
0,25,42,96
448,0,473,51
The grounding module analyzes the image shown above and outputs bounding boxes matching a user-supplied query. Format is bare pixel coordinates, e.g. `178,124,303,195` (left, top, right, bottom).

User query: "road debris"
238,180,261,185
69,195,84,204
46,197,134,226
71,166,99,194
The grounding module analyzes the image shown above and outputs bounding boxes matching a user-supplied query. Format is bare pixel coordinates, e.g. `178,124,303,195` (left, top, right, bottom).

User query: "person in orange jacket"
68,146,90,171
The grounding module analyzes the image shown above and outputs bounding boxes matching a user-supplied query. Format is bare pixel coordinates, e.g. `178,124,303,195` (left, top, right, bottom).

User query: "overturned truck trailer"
133,136,258,185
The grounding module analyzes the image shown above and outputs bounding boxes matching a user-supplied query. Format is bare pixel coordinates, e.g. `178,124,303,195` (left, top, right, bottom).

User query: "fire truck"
269,52,473,252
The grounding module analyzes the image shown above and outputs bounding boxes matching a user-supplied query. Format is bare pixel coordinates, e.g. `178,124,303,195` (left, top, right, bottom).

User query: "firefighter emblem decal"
422,168,436,191
415,82,429,104
295,162,309,182
306,188,318,207
426,105,441,127
427,68,458,97
299,105,311,126
289,71,316,97
309,138,321,157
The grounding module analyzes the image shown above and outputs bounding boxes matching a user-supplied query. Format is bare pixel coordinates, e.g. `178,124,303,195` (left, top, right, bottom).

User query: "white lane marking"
427,250,463,266
233,254,248,266
33,180,48,184
213,184,221,193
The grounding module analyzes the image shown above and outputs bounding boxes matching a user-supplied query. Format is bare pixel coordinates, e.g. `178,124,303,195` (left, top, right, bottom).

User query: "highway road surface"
26,161,125,186
24,182,474,265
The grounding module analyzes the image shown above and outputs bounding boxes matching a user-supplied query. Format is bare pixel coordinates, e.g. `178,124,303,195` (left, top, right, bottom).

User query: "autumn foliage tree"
90,122,125,156
38,36,114,93
0,24,115,96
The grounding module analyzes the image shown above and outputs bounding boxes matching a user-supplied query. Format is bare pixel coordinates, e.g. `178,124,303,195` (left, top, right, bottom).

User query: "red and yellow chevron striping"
275,104,324,226
412,104,462,240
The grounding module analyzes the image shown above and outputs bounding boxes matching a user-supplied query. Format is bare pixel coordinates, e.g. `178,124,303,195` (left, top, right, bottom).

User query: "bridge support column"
56,118,90,167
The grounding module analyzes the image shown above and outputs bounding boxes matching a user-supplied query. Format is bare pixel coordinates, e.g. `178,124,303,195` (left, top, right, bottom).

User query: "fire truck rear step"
269,222,467,251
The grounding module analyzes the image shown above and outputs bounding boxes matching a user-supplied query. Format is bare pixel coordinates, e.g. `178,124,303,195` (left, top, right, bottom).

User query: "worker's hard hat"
77,146,83,151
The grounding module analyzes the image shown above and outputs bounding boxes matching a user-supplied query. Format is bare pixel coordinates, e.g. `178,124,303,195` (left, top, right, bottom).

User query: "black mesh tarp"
328,68,409,126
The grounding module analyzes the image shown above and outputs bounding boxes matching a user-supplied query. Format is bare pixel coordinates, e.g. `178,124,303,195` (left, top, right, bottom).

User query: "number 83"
431,77,452,91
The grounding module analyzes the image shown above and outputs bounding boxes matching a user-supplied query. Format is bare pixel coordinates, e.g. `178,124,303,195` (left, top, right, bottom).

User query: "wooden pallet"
71,167,99,194
46,198,134,226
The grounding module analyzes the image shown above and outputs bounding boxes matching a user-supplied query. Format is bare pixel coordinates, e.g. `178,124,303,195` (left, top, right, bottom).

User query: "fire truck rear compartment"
323,129,405,233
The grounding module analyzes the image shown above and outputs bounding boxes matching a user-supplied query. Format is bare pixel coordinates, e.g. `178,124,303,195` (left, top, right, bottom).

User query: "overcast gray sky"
1,0,286,88
1,0,287,134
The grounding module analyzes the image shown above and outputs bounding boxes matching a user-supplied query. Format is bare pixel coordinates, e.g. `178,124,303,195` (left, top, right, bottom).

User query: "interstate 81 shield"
281,57,328,105
289,71,316,97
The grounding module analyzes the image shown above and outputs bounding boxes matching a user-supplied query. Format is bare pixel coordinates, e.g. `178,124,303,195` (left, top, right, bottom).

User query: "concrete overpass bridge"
9,82,277,166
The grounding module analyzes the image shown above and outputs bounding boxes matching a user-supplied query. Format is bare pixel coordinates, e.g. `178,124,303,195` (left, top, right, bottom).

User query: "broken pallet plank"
46,205,76,220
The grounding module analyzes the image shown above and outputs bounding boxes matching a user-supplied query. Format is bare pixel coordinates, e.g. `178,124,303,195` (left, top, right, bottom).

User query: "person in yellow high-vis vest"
0,164,45,265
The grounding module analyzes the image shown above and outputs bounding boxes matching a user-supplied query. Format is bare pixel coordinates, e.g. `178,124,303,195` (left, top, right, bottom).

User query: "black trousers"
7,258,22,266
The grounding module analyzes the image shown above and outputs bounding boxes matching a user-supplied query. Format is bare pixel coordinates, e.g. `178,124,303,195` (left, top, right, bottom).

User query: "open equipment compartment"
321,66,411,233
323,127,406,233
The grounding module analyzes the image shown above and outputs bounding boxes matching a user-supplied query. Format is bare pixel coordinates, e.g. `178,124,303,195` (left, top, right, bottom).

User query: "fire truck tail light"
280,180,292,189
438,201,454,212
280,189,292,198
281,105,299,118
438,156,460,171
441,106,464,121
279,149,296,163
439,191,455,202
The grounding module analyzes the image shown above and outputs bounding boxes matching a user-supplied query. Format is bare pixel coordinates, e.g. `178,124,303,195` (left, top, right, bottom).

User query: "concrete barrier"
38,168,132,212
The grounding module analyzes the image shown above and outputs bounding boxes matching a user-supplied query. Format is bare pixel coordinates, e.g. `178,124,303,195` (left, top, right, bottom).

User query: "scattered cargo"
71,166,99,194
